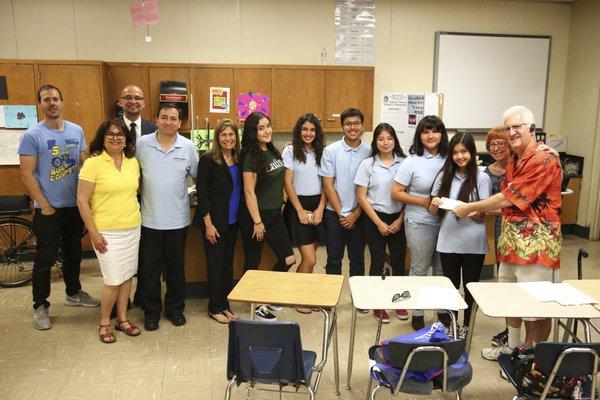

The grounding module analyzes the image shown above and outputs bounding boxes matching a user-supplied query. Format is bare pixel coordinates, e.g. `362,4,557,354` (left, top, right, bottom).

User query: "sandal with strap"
99,324,116,343
209,312,230,324
222,309,238,321
115,319,141,336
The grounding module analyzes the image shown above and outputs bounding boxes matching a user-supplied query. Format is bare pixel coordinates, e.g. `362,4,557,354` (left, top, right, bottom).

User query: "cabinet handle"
326,116,337,122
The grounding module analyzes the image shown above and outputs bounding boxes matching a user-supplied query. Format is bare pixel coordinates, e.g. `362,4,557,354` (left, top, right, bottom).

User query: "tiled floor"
0,234,598,399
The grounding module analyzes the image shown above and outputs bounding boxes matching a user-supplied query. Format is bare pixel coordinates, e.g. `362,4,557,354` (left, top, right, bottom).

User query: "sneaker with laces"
33,305,52,330
373,310,390,323
458,325,469,340
395,309,409,320
65,290,100,307
267,305,283,312
481,345,512,361
255,305,277,321
491,328,509,347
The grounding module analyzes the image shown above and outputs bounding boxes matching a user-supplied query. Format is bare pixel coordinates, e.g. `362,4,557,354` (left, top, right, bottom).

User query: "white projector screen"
434,32,551,130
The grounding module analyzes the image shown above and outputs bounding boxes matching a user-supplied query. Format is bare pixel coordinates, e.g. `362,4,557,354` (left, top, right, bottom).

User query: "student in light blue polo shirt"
391,115,448,330
355,123,408,323
319,108,371,278
429,132,491,337
136,103,198,331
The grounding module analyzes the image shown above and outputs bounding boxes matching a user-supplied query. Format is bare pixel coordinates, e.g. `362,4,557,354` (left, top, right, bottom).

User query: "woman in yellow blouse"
77,118,141,343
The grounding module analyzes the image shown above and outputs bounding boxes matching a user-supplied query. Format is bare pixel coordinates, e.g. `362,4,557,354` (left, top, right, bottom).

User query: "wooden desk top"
228,270,344,308
348,276,467,311
467,282,600,319
564,280,600,311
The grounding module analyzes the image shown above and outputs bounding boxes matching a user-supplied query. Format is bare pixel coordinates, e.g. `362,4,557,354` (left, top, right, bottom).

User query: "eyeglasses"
392,290,411,302
106,132,126,140
343,121,362,128
120,95,144,102
504,123,529,132
488,141,507,149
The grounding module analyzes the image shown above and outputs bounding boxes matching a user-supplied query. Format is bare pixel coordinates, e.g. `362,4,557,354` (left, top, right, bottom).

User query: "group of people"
19,83,563,359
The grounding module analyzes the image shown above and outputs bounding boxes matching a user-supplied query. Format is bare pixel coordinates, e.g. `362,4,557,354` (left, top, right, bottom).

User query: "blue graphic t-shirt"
18,121,87,208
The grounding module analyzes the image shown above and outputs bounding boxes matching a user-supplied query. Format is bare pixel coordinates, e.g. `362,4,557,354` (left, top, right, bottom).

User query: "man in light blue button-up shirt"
319,108,371,277
136,103,198,330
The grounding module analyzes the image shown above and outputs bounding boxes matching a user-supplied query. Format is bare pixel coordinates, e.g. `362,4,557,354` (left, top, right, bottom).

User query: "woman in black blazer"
192,120,242,324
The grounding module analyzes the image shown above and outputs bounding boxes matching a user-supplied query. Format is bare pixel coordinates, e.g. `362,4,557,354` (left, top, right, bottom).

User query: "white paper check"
438,197,466,211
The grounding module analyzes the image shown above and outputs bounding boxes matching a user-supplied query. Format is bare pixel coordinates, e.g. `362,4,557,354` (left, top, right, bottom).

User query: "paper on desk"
438,197,466,211
418,286,463,310
519,282,599,306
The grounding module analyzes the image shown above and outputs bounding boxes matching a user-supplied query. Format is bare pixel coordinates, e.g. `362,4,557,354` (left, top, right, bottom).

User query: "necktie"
130,122,137,137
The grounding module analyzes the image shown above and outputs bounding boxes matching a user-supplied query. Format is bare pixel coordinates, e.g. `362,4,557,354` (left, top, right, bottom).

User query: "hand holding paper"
438,197,466,211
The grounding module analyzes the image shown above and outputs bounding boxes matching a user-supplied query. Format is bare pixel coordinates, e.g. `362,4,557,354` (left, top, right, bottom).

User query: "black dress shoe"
144,318,159,331
168,314,186,326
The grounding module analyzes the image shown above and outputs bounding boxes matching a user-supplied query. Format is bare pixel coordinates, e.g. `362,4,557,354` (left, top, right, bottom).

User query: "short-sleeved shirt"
431,170,492,254
318,138,371,216
498,143,563,269
79,151,141,230
393,151,445,225
354,155,405,214
243,149,285,210
136,133,199,230
281,145,322,196
18,121,87,208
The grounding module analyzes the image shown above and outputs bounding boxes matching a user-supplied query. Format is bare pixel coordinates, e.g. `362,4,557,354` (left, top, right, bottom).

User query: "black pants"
203,223,237,314
439,252,485,326
239,207,294,272
323,209,365,276
32,207,83,309
139,226,187,320
364,211,407,277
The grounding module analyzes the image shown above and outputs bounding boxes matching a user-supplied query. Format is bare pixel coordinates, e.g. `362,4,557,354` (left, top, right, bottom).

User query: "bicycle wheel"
0,218,36,287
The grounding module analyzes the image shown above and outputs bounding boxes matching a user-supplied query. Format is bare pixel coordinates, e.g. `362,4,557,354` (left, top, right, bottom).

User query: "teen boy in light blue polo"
136,103,198,330
319,108,371,277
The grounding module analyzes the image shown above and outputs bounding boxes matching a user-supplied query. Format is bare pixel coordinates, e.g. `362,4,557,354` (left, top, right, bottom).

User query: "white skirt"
94,226,141,285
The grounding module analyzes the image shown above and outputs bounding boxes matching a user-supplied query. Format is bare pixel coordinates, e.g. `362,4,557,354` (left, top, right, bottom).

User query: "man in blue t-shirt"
18,84,100,331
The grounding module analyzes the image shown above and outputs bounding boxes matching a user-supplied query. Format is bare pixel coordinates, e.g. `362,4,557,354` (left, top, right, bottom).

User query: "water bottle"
320,47,328,65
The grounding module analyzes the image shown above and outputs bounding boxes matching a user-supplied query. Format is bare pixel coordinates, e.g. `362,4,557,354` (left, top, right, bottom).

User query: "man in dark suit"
119,85,157,142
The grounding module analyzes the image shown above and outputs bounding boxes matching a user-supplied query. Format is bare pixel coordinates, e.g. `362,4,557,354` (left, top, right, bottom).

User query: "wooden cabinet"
324,69,374,132
37,61,107,144
562,177,581,225
272,67,325,131
148,67,191,131
190,67,234,128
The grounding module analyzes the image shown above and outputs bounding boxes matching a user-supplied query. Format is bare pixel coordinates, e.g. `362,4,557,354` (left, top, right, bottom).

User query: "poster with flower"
237,92,270,120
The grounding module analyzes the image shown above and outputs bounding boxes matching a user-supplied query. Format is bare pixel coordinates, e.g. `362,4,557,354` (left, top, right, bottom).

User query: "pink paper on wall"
237,92,270,120
143,0,159,26
131,1,145,28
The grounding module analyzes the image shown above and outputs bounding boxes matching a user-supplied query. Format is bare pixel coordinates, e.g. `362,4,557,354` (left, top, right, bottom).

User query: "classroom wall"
559,0,600,238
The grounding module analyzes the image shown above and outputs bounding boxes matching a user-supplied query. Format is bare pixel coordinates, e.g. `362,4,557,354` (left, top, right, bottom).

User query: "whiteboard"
434,32,550,130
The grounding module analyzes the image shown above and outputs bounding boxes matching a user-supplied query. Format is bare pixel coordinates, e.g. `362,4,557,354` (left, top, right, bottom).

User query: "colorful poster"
237,92,270,120
3,105,37,129
131,0,159,28
210,87,230,114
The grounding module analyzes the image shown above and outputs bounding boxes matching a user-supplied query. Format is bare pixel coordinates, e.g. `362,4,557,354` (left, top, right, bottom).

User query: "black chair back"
227,318,306,387
385,339,465,372
535,342,600,377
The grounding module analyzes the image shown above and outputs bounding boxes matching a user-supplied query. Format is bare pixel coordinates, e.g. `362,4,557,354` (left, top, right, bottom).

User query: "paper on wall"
0,129,25,165
0,105,5,127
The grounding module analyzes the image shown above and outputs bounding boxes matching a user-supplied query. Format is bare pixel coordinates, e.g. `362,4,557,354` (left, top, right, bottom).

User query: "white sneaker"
255,305,277,321
65,290,100,307
266,305,283,312
33,305,52,330
481,345,512,361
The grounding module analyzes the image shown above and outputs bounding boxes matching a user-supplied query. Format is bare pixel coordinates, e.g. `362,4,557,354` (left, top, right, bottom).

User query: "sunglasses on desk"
392,290,411,302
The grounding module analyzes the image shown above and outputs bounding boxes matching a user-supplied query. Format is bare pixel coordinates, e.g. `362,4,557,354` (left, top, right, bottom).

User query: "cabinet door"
191,67,234,128
37,63,106,144
106,65,152,120
0,62,37,195
324,69,374,132
148,67,191,131
233,67,273,123
272,68,324,131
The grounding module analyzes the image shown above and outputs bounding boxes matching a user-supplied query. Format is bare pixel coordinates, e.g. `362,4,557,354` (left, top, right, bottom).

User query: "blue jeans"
404,217,443,317
324,209,365,277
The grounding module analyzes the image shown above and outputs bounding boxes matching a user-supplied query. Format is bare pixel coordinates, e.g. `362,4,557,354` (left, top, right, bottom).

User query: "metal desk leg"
466,303,478,356
560,318,574,342
582,319,591,343
448,309,458,339
346,306,358,390
333,308,340,395
364,311,384,400
250,303,255,320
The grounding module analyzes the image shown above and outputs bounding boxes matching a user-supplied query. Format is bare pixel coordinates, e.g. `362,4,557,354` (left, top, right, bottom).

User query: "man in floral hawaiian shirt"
454,105,562,359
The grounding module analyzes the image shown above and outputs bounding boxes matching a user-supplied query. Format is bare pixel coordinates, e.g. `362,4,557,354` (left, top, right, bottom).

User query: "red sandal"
99,324,116,343
115,319,141,336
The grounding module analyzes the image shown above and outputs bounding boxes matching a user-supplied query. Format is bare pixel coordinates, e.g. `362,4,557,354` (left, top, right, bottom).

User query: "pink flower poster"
237,92,270,120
